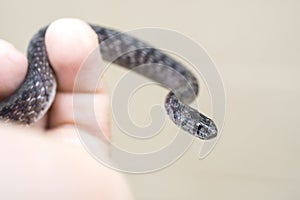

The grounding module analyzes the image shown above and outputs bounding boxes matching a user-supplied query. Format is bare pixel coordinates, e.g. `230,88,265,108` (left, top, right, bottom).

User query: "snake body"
0,25,217,140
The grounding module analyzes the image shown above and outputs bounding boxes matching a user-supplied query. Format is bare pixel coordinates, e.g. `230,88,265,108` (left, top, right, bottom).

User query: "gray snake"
0,24,217,140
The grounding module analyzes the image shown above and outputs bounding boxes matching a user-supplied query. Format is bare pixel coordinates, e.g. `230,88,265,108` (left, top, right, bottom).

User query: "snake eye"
197,124,203,136
196,120,218,140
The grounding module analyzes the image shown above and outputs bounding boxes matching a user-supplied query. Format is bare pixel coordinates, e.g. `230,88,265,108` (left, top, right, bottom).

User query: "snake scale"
0,24,217,140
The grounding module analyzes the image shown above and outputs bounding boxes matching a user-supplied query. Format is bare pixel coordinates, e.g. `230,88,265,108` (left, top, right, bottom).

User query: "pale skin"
0,18,133,199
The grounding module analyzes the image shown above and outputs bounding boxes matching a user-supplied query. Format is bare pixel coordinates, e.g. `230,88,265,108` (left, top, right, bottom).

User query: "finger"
45,18,110,140
0,40,27,100
45,18,99,92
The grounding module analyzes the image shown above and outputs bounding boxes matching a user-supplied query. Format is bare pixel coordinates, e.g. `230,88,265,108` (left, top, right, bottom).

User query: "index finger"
45,18,111,140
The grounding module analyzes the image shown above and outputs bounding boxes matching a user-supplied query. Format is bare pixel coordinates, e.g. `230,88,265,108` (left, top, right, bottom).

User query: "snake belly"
0,24,217,140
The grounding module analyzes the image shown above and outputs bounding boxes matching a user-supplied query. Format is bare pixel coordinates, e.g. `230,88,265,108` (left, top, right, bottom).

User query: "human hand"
0,18,133,200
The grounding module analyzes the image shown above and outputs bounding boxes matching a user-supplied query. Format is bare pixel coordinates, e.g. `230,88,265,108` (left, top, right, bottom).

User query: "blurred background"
0,0,299,199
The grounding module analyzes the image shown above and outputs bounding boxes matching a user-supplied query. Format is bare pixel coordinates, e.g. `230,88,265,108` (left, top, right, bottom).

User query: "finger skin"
0,124,133,200
45,18,111,140
45,18,99,92
0,39,27,100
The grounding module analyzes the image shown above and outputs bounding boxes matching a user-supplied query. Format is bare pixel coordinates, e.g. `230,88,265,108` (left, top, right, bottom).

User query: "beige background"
1,0,299,199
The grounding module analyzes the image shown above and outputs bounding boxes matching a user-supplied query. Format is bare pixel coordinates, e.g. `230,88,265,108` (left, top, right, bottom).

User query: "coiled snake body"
0,25,217,140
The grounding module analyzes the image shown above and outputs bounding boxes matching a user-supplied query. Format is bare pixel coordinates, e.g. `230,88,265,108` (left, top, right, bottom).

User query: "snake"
0,24,218,140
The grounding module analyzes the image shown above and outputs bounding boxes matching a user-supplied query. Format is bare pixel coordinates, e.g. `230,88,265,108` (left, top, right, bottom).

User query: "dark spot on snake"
22,92,30,101
197,124,203,136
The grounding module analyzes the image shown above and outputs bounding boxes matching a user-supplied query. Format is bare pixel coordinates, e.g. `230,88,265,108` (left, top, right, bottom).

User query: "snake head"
194,117,218,140
176,103,218,140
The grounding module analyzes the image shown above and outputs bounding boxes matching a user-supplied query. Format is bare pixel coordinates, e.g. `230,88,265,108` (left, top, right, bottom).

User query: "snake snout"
195,119,218,140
